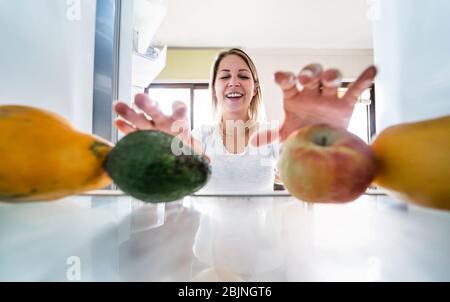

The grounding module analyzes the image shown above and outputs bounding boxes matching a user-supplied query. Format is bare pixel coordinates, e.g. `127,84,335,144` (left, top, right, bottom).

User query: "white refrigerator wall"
373,0,450,133
0,0,97,133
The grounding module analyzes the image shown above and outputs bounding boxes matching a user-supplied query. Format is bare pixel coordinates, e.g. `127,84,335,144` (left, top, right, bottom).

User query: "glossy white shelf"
0,194,449,281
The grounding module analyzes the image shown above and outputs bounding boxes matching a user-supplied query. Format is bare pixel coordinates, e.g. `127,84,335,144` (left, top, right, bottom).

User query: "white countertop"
0,193,449,281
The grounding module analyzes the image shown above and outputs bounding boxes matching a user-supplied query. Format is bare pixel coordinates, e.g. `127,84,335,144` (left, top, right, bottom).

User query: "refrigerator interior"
0,0,449,282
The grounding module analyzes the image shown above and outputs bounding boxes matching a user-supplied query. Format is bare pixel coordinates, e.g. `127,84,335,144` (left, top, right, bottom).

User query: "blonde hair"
210,48,262,124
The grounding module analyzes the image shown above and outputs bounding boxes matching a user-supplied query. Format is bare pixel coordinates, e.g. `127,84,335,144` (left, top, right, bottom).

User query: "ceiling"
153,0,373,49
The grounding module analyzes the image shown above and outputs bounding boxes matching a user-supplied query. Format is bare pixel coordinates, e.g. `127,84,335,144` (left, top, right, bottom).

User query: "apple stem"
320,136,327,146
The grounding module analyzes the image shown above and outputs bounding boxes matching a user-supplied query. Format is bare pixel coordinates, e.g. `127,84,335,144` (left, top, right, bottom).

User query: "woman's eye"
218,75,250,80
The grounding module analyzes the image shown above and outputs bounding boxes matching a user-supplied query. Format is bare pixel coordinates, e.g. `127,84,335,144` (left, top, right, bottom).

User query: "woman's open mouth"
225,92,244,102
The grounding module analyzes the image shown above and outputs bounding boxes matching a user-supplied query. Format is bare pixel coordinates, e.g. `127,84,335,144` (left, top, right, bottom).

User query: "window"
147,82,376,143
147,83,209,130
341,82,376,144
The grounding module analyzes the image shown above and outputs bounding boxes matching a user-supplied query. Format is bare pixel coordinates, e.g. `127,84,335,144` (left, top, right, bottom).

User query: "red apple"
278,124,377,203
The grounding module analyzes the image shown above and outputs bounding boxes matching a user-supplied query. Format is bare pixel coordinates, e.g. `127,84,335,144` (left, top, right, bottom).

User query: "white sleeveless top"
191,125,279,193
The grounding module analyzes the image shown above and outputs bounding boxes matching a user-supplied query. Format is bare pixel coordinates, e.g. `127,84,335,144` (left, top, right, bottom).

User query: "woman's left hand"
251,64,376,145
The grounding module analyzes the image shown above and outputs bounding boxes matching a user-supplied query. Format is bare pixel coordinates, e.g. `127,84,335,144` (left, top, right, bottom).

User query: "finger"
298,63,323,96
342,65,377,106
134,93,168,125
250,128,280,147
171,101,188,121
113,101,130,115
114,118,138,135
321,68,342,98
113,101,153,130
274,71,299,99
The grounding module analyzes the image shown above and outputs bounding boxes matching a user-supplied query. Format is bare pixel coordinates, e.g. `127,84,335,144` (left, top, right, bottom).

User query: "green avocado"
104,130,210,203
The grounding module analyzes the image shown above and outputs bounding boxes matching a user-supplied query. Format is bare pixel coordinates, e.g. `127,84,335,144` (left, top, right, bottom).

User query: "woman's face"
214,54,257,118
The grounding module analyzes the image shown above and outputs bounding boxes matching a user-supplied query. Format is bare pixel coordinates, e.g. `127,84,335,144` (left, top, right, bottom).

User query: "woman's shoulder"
254,122,281,158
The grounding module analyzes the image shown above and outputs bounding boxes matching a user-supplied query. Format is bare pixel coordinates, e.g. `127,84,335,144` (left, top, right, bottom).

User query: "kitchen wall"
155,48,221,82
155,48,373,123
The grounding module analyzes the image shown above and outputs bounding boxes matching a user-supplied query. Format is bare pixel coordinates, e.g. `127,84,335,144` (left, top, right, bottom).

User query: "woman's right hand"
114,93,191,140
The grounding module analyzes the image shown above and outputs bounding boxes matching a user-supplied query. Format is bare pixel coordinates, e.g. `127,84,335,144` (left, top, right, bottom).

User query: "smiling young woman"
210,49,262,155
113,48,376,193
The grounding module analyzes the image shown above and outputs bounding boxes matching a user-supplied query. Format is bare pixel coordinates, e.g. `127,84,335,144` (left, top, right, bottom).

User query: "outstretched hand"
113,93,190,139
113,93,207,158
251,64,377,146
